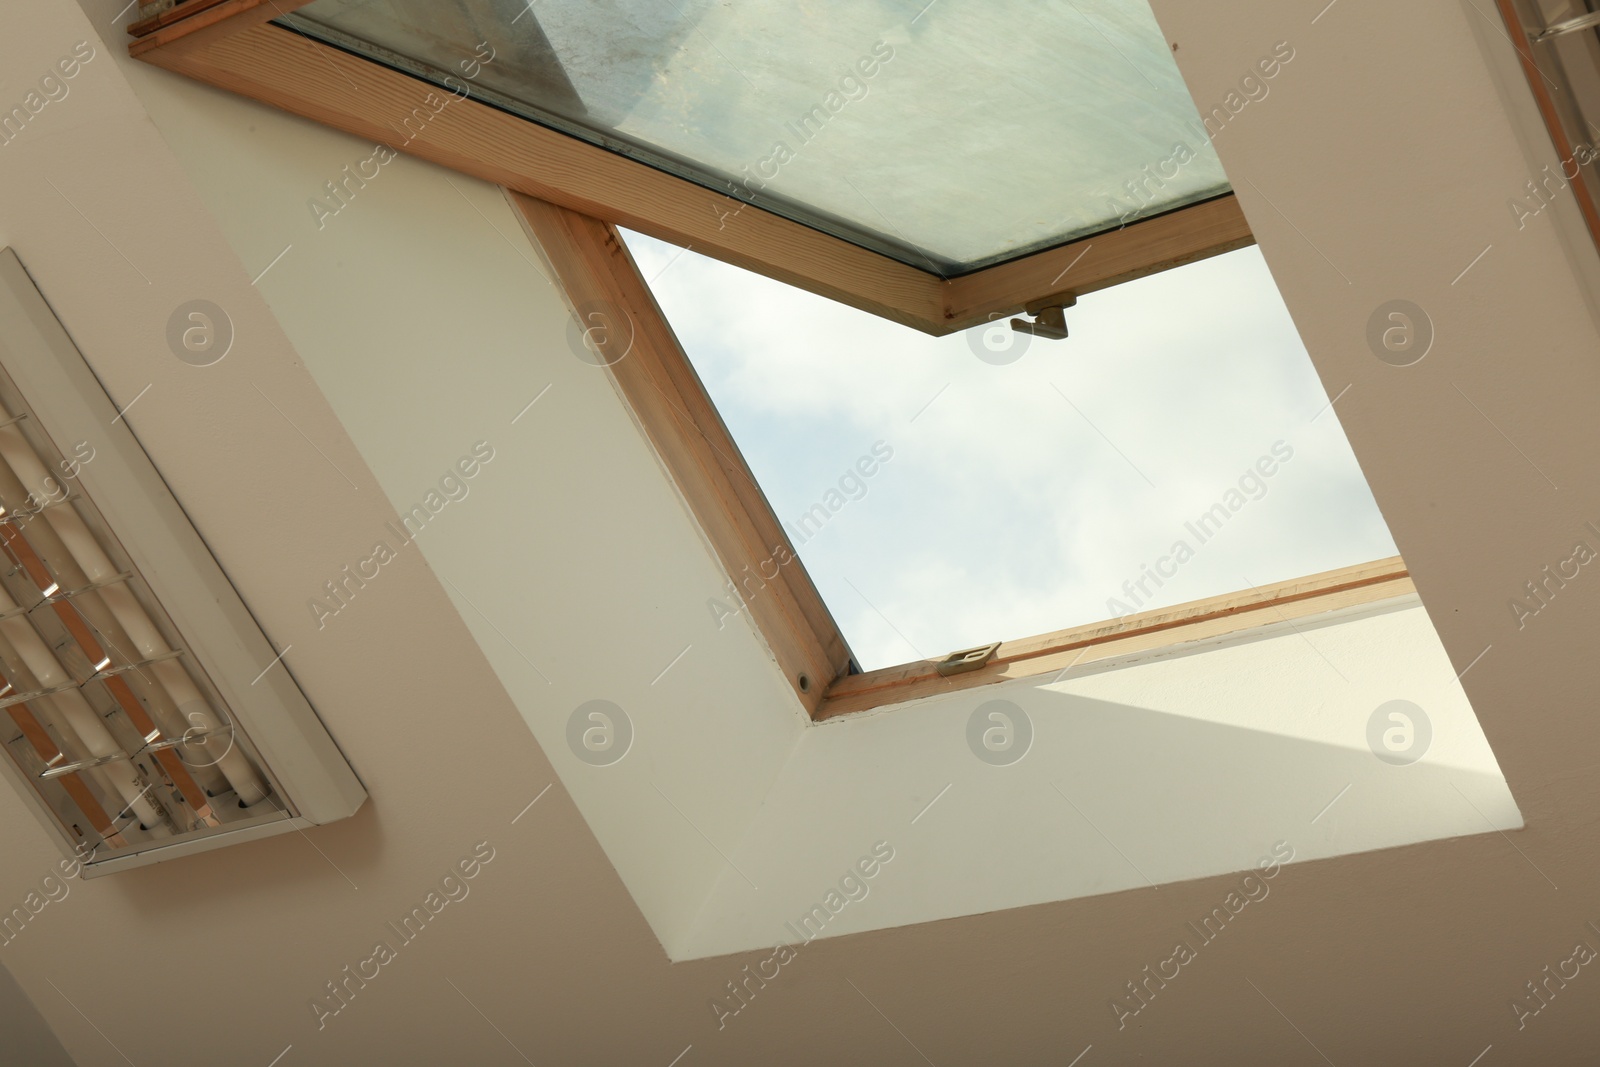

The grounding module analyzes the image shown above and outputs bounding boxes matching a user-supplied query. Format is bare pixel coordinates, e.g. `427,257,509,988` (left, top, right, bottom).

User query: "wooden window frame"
511,194,1413,720
126,0,1255,336
129,2,1411,720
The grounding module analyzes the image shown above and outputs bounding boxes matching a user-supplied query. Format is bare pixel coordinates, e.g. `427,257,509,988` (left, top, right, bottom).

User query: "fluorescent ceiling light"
0,249,365,876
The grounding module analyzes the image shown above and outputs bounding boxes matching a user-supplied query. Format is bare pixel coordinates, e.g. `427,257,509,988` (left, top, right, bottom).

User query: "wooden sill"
814,557,1413,720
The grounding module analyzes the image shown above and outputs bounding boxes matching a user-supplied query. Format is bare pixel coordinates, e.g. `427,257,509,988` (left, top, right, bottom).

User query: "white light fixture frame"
0,248,366,876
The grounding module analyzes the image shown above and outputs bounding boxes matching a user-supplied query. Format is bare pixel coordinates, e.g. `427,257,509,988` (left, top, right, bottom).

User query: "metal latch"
1011,293,1074,341
935,641,1001,677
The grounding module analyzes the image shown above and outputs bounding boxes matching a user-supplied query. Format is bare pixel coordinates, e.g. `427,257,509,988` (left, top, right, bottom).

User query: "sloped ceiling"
0,0,1593,1064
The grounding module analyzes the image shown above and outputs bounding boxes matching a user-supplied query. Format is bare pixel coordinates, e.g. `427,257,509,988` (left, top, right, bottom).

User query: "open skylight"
623,230,1399,672
278,0,1231,273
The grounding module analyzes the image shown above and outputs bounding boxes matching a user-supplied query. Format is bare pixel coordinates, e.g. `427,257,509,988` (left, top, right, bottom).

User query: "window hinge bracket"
1011,293,1074,341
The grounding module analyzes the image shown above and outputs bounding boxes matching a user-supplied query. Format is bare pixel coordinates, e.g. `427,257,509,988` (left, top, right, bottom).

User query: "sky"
623,230,1398,672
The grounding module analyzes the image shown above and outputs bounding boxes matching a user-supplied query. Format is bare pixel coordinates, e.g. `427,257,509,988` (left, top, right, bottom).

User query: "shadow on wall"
679,646,1520,960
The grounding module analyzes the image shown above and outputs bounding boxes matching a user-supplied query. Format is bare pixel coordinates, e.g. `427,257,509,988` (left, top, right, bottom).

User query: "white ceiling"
0,0,1595,1062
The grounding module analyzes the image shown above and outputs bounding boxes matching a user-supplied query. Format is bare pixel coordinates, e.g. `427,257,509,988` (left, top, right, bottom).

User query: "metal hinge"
1011,293,1075,340
935,641,1001,677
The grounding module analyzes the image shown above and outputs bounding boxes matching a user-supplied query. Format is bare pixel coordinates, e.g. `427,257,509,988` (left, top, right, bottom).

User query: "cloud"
625,230,1396,670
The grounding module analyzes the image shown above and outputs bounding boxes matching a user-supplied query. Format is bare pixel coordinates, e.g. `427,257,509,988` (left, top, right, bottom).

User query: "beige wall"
0,0,1595,1063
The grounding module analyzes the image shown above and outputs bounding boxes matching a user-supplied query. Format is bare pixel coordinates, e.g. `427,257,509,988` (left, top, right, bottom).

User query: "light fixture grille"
0,247,365,875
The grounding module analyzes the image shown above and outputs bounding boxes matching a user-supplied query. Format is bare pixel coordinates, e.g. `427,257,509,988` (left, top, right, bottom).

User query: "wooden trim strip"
815,556,1411,720
508,193,853,714
941,195,1255,332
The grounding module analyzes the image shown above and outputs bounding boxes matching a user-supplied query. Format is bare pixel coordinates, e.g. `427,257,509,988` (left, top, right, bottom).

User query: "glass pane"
281,0,1232,273
622,229,1398,672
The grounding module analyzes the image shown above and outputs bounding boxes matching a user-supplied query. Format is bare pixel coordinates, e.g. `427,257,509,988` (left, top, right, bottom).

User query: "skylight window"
125,1,1411,720
621,230,1398,672
278,0,1232,273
